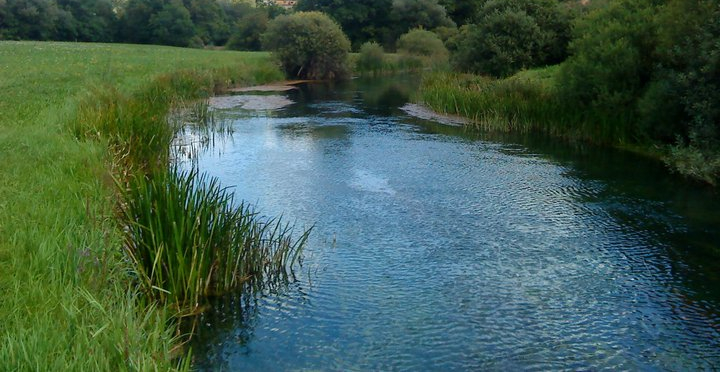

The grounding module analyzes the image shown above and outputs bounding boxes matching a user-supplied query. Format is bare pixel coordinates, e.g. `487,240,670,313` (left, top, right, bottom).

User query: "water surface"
184,77,720,370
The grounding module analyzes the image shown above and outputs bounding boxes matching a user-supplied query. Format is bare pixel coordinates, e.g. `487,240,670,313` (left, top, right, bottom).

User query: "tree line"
0,0,289,47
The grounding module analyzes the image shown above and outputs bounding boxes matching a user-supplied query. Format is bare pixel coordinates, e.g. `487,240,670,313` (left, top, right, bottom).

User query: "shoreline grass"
0,41,286,369
415,68,695,176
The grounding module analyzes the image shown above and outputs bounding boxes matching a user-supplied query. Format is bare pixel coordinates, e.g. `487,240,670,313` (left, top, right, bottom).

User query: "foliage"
295,0,393,49
356,41,385,73
262,11,351,79
226,6,269,51
449,0,572,77
149,0,196,47
0,41,281,368
397,28,448,66
118,168,309,309
390,0,454,38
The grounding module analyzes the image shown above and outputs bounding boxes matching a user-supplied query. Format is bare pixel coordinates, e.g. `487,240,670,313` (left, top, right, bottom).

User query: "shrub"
449,0,571,77
397,28,448,67
356,41,385,73
226,9,269,51
262,11,351,80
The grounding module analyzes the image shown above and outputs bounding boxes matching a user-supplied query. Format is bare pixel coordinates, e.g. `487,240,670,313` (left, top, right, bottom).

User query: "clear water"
185,77,720,370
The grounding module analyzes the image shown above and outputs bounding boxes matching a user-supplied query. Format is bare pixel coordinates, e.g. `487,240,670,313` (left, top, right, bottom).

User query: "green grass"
119,167,309,313
418,67,635,145
0,41,282,370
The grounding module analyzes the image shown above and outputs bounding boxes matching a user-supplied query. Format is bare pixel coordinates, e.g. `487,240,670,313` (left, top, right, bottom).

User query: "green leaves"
118,167,311,310
262,11,351,80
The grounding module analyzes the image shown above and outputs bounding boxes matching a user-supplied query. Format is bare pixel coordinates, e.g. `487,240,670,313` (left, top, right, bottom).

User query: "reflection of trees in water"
187,279,296,369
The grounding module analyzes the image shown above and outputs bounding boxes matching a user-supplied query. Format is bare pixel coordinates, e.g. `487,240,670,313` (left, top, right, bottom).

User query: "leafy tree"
557,0,657,117
397,28,447,63
262,11,351,79
356,41,384,72
438,0,480,26
119,0,165,44
450,0,571,77
295,0,392,49
0,0,71,40
149,0,195,46
226,7,268,50
57,0,116,41
184,0,226,45
390,0,454,36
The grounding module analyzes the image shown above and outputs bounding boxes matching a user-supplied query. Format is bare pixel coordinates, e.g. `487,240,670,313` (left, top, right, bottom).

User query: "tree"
226,7,268,50
57,0,116,41
183,0,226,45
397,27,448,64
149,0,195,46
119,0,165,44
449,0,571,77
262,11,351,79
295,0,392,49
390,0,454,36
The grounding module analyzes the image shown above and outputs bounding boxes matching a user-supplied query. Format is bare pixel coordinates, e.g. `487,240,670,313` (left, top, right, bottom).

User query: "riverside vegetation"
0,41,311,369
418,0,720,185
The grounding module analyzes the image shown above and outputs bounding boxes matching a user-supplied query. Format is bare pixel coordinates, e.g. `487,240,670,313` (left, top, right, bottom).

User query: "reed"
418,69,636,145
118,168,310,312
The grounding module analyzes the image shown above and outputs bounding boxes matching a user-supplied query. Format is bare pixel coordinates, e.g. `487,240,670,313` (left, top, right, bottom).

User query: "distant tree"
226,7,268,50
262,11,351,79
119,0,165,44
397,27,448,66
295,0,392,49
149,0,195,46
450,0,571,77
183,0,226,45
390,0,454,35
356,41,385,72
0,0,72,40
438,0,480,25
57,0,116,41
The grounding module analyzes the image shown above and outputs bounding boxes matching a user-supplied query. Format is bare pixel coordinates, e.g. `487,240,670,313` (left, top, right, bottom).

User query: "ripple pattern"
188,81,720,371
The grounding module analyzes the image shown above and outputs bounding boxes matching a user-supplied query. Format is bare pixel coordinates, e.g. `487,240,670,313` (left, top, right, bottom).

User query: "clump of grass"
117,167,310,313
418,69,634,144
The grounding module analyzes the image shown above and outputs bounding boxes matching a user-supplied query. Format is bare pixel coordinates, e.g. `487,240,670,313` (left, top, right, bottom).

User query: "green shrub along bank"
0,42,298,370
262,11,351,80
425,0,720,185
419,68,633,144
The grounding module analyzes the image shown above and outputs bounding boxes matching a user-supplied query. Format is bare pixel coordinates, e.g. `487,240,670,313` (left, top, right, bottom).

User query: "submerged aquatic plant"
117,167,310,312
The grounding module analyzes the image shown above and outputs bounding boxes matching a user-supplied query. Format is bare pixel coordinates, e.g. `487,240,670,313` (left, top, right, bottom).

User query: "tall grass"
118,168,310,312
418,69,635,145
0,41,284,369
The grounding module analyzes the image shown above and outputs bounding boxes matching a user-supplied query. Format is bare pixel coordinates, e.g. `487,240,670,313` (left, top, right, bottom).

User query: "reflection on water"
184,76,720,370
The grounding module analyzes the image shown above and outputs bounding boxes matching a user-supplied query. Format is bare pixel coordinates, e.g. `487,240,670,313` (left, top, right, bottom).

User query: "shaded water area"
182,76,720,370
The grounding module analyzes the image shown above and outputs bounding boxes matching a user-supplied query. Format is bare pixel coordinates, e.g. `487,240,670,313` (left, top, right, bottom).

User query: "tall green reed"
418,71,635,145
117,168,310,313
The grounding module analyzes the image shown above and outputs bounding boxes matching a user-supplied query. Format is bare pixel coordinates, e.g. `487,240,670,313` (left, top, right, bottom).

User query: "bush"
262,11,351,80
449,0,571,77
397,28,448,66
226,9,269,51
356,41,385,73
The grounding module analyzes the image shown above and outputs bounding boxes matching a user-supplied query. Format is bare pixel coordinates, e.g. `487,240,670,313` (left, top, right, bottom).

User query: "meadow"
0,41,283,369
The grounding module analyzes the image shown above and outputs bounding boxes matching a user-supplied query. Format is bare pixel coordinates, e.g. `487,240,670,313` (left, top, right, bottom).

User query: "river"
182,76,720,370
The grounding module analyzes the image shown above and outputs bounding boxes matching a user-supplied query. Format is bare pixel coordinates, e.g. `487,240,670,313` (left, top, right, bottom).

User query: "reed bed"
0,41,284,370
418,70,635,145
118,168,310,312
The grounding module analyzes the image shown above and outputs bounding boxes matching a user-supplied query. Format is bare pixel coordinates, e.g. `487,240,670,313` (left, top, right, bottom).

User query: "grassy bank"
0,41,282,369
418,67,637,145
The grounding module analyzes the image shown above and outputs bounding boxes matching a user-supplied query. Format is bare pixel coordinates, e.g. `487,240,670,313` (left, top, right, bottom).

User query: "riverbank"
0,41,281,369
416,68,716,185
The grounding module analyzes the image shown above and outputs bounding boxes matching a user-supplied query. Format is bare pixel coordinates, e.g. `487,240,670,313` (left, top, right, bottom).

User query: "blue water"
185,77,720,370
